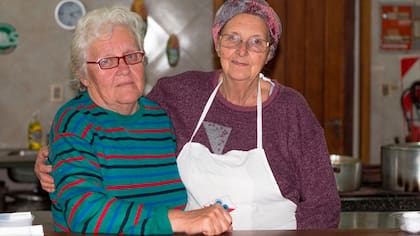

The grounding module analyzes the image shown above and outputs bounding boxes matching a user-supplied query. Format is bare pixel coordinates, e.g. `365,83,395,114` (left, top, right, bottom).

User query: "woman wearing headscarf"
36,0,340,231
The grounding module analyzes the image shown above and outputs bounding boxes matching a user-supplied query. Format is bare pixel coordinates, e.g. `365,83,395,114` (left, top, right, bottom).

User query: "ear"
265,50,273,64
214,45,220,57
214,40,221,57
80,75,89,87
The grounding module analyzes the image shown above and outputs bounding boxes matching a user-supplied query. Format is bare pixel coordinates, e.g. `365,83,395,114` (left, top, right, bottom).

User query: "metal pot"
381,143,420,192
330,154,362,192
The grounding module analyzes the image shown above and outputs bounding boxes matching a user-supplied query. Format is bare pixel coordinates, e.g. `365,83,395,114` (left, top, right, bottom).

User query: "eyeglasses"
219,34,270,53
86,51,145,70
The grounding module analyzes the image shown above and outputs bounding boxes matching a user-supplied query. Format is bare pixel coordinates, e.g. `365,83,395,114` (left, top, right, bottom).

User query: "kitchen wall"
0,0,213,190
369,0,420,163
2,0,419,166
0,0,213,149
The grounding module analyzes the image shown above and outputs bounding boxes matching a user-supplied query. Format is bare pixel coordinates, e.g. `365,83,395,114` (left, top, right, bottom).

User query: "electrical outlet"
50,84,64,102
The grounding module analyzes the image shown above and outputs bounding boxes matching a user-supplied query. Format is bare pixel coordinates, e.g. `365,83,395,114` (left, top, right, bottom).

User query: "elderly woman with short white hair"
45,7,232,235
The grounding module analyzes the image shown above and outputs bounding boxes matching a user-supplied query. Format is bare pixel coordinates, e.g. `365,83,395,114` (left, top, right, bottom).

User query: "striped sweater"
47,91,187,235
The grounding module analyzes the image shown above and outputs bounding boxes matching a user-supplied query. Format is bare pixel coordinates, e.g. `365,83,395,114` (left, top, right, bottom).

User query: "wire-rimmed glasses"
219,34,270,53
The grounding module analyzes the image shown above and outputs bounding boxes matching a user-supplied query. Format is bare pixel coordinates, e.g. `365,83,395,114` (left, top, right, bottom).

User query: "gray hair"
70,7,146,91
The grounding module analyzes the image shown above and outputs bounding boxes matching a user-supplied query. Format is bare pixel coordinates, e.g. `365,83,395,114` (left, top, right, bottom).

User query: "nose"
236,40,248,56
117,57,129,68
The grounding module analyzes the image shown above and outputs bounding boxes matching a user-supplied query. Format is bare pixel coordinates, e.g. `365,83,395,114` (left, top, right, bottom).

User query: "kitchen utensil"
330,154,362,192
392,211,420,233
381,143,420,192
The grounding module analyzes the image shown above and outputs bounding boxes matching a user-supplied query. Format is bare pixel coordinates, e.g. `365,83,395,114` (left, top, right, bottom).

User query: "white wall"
369,0,420,164
0,0,213,149
0,0,213,190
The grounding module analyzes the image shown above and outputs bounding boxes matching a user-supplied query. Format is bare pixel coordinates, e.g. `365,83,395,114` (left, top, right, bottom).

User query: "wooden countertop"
42,229,411,236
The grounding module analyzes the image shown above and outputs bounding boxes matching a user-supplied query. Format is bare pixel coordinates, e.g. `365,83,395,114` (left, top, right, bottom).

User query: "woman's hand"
34,146,55,192
168,204,233,235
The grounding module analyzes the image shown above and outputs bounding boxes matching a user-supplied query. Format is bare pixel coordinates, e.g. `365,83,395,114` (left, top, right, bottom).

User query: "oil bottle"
28,110,42,150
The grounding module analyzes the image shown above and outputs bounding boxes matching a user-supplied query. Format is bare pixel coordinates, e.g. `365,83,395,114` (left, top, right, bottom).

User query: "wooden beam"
359,0,371,164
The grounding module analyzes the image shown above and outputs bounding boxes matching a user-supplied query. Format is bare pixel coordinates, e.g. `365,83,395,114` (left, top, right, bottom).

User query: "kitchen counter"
340,165,420,212
41,229,414,235
0,148,37,168
33,210,53,231
340,183,420,211
341,195,420,211
339,212,399,229
27,164,420,233
33,211,402,232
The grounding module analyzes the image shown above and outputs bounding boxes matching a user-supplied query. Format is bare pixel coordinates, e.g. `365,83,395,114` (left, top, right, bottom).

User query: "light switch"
50,84,64,102
382,84,389,96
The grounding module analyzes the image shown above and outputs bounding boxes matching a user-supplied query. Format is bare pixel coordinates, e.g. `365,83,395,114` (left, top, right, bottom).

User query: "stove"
340,165,420,212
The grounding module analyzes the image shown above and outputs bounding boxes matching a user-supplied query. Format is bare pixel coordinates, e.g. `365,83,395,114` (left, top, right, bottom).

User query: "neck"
88,90,140,115
117,102,139,115
219,74,260,106
103,102,139,115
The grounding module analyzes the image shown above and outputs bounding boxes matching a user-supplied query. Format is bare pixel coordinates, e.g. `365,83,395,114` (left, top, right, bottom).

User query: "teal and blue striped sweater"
48,92,187,235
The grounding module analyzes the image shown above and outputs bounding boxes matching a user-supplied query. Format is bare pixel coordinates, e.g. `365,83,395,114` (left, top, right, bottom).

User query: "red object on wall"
401,57,419,78
401,83,420,142
381,5,412,50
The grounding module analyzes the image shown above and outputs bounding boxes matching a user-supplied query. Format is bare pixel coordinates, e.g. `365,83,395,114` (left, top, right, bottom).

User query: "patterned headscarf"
212,0,282,60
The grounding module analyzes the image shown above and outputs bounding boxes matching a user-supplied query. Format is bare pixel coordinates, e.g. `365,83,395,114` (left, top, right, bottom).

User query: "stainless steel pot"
381,143,420,192
330,154,362,192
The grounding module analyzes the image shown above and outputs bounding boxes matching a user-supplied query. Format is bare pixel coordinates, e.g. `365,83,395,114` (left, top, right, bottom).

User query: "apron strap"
189,79,223,141
189,74,264,150
257,73,262,149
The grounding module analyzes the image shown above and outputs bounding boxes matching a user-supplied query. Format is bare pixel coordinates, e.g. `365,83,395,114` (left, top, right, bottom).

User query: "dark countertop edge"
341,197,420,211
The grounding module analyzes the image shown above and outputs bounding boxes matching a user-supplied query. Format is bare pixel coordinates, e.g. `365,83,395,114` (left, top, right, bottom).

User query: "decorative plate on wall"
0,22,18,54
54,0,86,30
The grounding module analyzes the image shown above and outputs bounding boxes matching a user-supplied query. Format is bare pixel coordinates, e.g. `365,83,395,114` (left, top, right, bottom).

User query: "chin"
117,91,142,102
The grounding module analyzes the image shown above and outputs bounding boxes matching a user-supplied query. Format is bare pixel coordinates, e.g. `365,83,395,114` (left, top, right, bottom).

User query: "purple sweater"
147,70,340,229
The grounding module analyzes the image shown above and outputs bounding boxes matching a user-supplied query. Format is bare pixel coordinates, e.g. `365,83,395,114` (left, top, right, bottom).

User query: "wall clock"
54,0,86,30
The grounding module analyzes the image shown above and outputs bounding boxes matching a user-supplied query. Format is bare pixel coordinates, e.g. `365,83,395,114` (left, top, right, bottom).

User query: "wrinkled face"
82,25,144,113
216,13,270,82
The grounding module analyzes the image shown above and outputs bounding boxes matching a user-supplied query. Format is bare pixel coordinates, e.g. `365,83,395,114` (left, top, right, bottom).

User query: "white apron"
177,74,297,230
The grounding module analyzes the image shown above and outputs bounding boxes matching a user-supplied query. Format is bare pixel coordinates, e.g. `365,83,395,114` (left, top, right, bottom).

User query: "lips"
116,80,136,87
231,59,248,66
